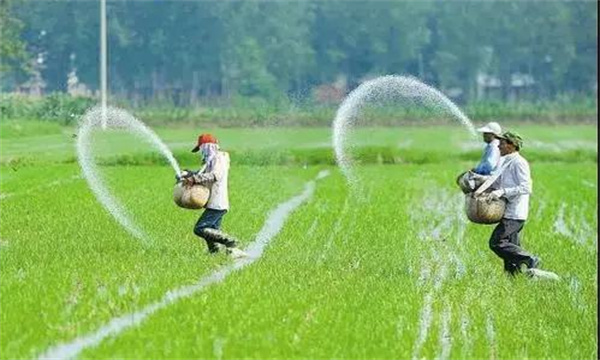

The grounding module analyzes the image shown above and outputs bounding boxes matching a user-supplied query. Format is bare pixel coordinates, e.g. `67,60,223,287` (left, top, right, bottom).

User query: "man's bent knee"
194,224,210,238
489,241,504,256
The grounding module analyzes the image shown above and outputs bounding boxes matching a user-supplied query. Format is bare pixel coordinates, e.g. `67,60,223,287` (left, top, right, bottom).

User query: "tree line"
1,0,597,105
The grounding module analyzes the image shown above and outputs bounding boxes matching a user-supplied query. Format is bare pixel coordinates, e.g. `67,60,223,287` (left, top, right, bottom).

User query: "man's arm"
503,159,532,198
191,155,226,185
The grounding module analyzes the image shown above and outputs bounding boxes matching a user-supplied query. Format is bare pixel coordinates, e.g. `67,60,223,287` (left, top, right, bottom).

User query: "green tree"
311,1,431,88
430,2,490,102
562,1,597,94
0,0,30,83
3,0,597,102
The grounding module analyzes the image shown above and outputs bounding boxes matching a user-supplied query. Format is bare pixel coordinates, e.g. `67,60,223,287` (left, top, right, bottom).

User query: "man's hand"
488,189,505,200
177,170,198,185
182,176,195,186
176,170,191,183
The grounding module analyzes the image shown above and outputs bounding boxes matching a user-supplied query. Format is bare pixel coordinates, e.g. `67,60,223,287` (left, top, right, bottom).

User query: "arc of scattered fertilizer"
77,106,182,242
38,170,329,360
332,75,477,185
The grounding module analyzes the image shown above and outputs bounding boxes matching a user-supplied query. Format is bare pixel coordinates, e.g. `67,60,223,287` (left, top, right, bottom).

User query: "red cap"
191,133,218,153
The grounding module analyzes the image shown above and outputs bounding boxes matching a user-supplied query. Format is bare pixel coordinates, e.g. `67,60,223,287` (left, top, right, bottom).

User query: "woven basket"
173,182,210,209
465,193,505,224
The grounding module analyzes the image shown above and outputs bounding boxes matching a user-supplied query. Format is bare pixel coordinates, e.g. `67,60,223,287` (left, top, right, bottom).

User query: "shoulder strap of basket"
474,157,514,196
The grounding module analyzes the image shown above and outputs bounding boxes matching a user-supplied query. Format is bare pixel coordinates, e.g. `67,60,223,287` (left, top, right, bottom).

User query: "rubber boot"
206,240,219,254
201,228,238,248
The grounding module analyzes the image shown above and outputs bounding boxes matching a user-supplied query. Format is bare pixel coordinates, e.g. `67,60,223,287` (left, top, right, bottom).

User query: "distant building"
67,69,93,97
476,72,535,101
16,55,46,96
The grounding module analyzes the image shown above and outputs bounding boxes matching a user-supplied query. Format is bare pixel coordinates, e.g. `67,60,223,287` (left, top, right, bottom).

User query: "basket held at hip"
465,193,505,224
173,182,210,209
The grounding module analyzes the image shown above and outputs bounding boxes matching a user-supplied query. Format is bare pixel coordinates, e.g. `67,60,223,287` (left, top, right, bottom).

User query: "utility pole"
100,0,108,129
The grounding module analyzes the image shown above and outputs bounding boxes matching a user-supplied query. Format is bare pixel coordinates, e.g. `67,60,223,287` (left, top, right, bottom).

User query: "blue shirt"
474,139,501,175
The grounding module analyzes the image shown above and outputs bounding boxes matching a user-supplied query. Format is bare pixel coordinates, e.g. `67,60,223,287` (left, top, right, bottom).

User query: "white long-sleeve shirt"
496,152,532,220
192,151,230,210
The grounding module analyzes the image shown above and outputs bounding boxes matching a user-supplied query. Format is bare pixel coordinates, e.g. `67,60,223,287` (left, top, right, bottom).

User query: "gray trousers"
489,218,536,274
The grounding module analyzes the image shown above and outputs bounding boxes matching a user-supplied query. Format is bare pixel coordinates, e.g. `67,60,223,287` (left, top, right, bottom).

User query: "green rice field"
0,122,597,359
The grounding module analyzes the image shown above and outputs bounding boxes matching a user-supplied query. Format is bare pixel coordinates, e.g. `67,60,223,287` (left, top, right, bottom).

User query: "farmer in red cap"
179,133,247,258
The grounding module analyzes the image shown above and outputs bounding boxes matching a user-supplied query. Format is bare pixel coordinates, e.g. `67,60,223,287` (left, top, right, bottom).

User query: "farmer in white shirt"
486,131,539,275
181,133,246,258
472,122,502,175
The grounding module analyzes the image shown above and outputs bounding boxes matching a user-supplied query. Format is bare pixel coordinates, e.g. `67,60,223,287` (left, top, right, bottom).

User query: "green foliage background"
0,1,597,105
